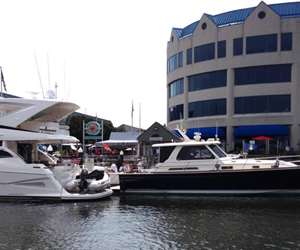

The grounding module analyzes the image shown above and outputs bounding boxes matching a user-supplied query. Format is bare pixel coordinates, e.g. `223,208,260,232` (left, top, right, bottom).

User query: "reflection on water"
0,196,300,250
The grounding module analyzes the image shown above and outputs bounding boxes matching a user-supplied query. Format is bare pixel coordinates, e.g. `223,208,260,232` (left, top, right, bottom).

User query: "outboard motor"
79,168,89,192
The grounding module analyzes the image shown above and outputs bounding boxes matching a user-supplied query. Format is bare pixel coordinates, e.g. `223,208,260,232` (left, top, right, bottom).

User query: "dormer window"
258,11,266,19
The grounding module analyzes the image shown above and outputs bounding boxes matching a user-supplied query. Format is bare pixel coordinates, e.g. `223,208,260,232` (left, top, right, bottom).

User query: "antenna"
131,100,134,128
47,53,51,90
33,52,45,98
139,102,141,131
55,82,58,99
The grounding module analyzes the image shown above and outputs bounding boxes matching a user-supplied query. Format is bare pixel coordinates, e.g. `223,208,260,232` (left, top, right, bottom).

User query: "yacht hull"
0,169,113,202
119,167,300,195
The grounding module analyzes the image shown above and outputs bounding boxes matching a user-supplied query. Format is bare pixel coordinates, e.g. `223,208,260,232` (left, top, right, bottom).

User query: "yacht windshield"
209,144,227,158
158,146,175,163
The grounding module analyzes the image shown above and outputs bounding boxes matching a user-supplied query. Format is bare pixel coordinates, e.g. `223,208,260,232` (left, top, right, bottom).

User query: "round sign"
86,121,101,136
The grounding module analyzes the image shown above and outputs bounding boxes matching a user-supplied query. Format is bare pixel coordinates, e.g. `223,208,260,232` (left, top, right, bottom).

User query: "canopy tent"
186,127,226,139
235,125,288,137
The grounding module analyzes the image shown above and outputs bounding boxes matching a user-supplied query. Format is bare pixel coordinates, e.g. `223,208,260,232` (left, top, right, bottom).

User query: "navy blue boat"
119,134,300,195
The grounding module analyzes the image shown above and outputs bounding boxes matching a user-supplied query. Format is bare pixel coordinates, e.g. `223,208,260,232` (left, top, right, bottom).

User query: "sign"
85,121,102,140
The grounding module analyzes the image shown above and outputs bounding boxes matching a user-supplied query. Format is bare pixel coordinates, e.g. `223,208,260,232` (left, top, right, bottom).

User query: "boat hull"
0,189,113,202
119,167,300,195
0,168,113,202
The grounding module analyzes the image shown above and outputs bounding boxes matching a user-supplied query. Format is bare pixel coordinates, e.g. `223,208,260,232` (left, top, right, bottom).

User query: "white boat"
119,132,300,195
0,97,113,201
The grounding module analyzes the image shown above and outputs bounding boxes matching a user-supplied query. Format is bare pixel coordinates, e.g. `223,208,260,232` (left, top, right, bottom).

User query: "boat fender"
88,180,105,192
64,180,80,193
272,159,280,168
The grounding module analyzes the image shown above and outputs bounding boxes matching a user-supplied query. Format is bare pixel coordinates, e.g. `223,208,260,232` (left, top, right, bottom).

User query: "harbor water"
0,196,300,250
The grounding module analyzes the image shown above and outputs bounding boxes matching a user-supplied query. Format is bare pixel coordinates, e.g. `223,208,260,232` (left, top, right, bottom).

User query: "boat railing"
254,155,300,165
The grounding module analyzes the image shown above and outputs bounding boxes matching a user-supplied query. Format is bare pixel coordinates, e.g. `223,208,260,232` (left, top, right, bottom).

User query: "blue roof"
109,132,140,141
174,2,300,38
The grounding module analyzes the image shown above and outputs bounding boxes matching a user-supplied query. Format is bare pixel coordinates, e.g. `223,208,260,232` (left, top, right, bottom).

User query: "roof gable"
244,1,280,35
138,122,180,142
171,2,300,39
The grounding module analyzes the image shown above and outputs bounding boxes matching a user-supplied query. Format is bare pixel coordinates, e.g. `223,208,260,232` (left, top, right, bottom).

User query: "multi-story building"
166,1,300,154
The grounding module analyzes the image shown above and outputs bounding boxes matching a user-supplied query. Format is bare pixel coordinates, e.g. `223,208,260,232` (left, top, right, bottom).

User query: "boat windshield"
209,144,227,158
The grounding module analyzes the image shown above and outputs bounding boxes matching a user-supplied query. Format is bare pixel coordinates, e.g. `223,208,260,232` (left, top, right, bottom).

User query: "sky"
0,0,295,129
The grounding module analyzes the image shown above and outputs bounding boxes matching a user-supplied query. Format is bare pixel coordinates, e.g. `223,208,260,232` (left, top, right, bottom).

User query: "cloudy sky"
0,0,294,128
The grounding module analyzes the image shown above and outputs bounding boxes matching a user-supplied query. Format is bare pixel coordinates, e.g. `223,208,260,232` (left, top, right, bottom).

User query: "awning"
253,136,272,140
234,125,289,137
96,140,138,146
186,127,226,139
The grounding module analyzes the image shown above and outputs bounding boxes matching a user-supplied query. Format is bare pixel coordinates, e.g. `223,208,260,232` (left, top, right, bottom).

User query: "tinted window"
194,43,215,63
217,40,226,58
235,95,290,114
186,48,193,65
167,51,183,73
177,146,215,160
188,70,227,92
209,145,227,158
235,64,291,85
246,34,277,54
169,78,184,97
159,146,175,163
178,51,183,67
169,104,184,121
233,38,243,56
0,150,13,158
189,99,226,118
281,32,292,51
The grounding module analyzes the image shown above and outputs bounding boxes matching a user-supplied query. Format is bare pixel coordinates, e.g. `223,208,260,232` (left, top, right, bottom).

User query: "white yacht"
0,97,112,201
119,132,300,195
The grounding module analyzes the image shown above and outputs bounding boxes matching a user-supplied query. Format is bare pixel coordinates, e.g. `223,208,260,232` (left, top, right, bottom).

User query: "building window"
194,43,215,63
188,70,227,92
235,95,291,114
234,64,291,85
188,98,226,118
217,40,226,58
246,34,277,54
201,23,207,30
281,33,292,51
167,51,183,73
169,104,184,121
258,11,266,19
233,38,243,56
186,48,193,65
178,51,183,67
168,78,184,98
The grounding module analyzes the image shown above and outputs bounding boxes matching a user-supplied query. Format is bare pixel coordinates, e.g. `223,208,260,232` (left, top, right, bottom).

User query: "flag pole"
131,100,134,128
82,120,86,157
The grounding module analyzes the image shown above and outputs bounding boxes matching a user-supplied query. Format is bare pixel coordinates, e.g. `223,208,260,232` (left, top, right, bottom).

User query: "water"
0,196,300,250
